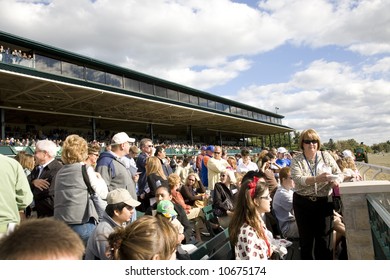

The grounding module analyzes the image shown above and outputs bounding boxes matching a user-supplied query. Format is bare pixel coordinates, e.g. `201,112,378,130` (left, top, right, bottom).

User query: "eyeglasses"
90,153,99,156
303,139,318,145
260,195,271,200
214,152,221,154
146,145,154,148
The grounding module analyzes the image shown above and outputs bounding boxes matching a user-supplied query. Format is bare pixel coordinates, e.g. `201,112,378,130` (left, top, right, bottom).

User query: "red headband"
248,176,259,198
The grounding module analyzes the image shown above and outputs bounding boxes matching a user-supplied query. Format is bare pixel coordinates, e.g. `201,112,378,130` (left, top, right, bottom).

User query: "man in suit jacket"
29,140,63,217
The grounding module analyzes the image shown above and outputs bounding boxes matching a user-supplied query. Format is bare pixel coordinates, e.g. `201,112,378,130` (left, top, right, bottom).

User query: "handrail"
355,162,390,180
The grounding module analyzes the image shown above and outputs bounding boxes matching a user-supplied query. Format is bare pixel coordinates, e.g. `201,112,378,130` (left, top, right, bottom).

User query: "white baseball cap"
107,189,140,207
277,147,287,154
111,132,135,145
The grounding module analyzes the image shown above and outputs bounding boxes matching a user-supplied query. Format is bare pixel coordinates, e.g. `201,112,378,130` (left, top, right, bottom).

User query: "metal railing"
367,193,390,259
355,162,390,181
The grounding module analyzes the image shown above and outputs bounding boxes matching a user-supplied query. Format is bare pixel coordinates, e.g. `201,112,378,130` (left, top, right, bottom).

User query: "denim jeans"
69,220,96,246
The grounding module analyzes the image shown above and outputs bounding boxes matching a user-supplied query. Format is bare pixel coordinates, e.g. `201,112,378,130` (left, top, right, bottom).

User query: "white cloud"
234,58,390,145
0,0,389,145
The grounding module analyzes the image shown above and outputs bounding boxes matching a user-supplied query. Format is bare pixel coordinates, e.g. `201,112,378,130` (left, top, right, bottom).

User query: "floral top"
235,223,270,260
290,151,343,197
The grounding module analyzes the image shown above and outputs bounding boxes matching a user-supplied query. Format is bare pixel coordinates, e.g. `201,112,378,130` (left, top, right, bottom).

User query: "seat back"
202,204,222,237
190,228,230,260
208,240,234,260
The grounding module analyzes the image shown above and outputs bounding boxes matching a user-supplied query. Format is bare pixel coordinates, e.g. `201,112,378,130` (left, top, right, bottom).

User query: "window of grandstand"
124,77,140,92
106,72,123,88
208,100,216,109
179,92,190,103
155,85,167,98
199,97,207,107
62,61,84,80
189,95,198,105
140,81,154,95
167,89,179,101
86,67,106,83
35,54,61,75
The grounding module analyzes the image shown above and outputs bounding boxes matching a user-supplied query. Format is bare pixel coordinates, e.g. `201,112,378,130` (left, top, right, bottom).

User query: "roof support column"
148,123,154,142
90,117,96,141
1,108,4,140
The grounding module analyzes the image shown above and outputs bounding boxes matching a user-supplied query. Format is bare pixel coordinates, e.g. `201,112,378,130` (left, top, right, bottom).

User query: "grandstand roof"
0,31,293,141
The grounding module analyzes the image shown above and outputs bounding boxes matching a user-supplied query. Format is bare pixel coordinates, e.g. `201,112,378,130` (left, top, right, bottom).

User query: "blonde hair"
87,143,100,155
61,134,88,164
107,215,177,260
168,173,181,188
146,156,166,180
14,151,35,171
227,156,237,170
299,128,322,150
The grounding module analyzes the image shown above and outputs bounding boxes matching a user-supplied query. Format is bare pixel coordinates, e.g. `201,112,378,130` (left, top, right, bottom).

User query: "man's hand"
32,178,50,191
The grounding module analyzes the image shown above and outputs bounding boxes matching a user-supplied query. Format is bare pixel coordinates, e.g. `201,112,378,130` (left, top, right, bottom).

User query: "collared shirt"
290,151,343,197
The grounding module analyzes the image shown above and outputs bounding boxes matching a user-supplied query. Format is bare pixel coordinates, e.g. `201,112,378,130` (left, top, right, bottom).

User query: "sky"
0,0,389,146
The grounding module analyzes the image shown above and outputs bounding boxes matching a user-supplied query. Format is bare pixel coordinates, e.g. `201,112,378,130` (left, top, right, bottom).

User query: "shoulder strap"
82,164,95,194
320,151,327,164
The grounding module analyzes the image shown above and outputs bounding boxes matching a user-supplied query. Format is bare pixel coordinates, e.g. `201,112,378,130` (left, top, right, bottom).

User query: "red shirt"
171,188,191,214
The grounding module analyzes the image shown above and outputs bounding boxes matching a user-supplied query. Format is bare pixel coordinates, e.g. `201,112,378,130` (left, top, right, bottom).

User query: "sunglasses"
303,139,318,144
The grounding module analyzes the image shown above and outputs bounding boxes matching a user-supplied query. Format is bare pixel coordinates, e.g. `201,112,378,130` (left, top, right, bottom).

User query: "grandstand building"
0,31,293,146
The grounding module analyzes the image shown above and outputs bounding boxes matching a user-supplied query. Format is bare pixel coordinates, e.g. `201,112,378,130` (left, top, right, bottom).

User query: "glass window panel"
86,67,106,83
230,106,237,114
124,77,140,92
62,61,84,79
216,102,223,111
222,104,230,113
179,92,190,103
106,73,123,88
140,81,154,95
155,86,167,97
208,100,216,109
199,97,207,107
35,54,61,75
236,107,242,115
190,95,198,105
167,89,179,101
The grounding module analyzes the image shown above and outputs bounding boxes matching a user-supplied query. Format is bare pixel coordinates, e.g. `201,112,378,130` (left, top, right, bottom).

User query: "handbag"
221,197,234,211
82,164,107,222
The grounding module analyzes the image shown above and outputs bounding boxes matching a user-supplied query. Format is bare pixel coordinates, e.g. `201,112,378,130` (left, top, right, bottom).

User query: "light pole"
275,107,279,114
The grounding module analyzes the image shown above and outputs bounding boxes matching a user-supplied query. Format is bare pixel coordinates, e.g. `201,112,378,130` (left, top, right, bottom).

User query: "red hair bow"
248,176,259,198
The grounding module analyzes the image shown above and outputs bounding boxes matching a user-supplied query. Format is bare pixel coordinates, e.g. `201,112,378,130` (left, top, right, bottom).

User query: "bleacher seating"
189,228,233,260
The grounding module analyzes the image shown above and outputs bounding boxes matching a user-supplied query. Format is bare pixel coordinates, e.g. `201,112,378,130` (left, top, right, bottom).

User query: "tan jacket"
207,158,230,190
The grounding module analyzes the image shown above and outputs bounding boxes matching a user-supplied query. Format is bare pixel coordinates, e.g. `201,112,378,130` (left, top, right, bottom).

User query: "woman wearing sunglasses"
290,128,343,260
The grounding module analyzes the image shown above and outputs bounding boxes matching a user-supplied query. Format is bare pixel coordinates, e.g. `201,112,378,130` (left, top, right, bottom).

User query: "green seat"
202,204,222,237
190,228,231,260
